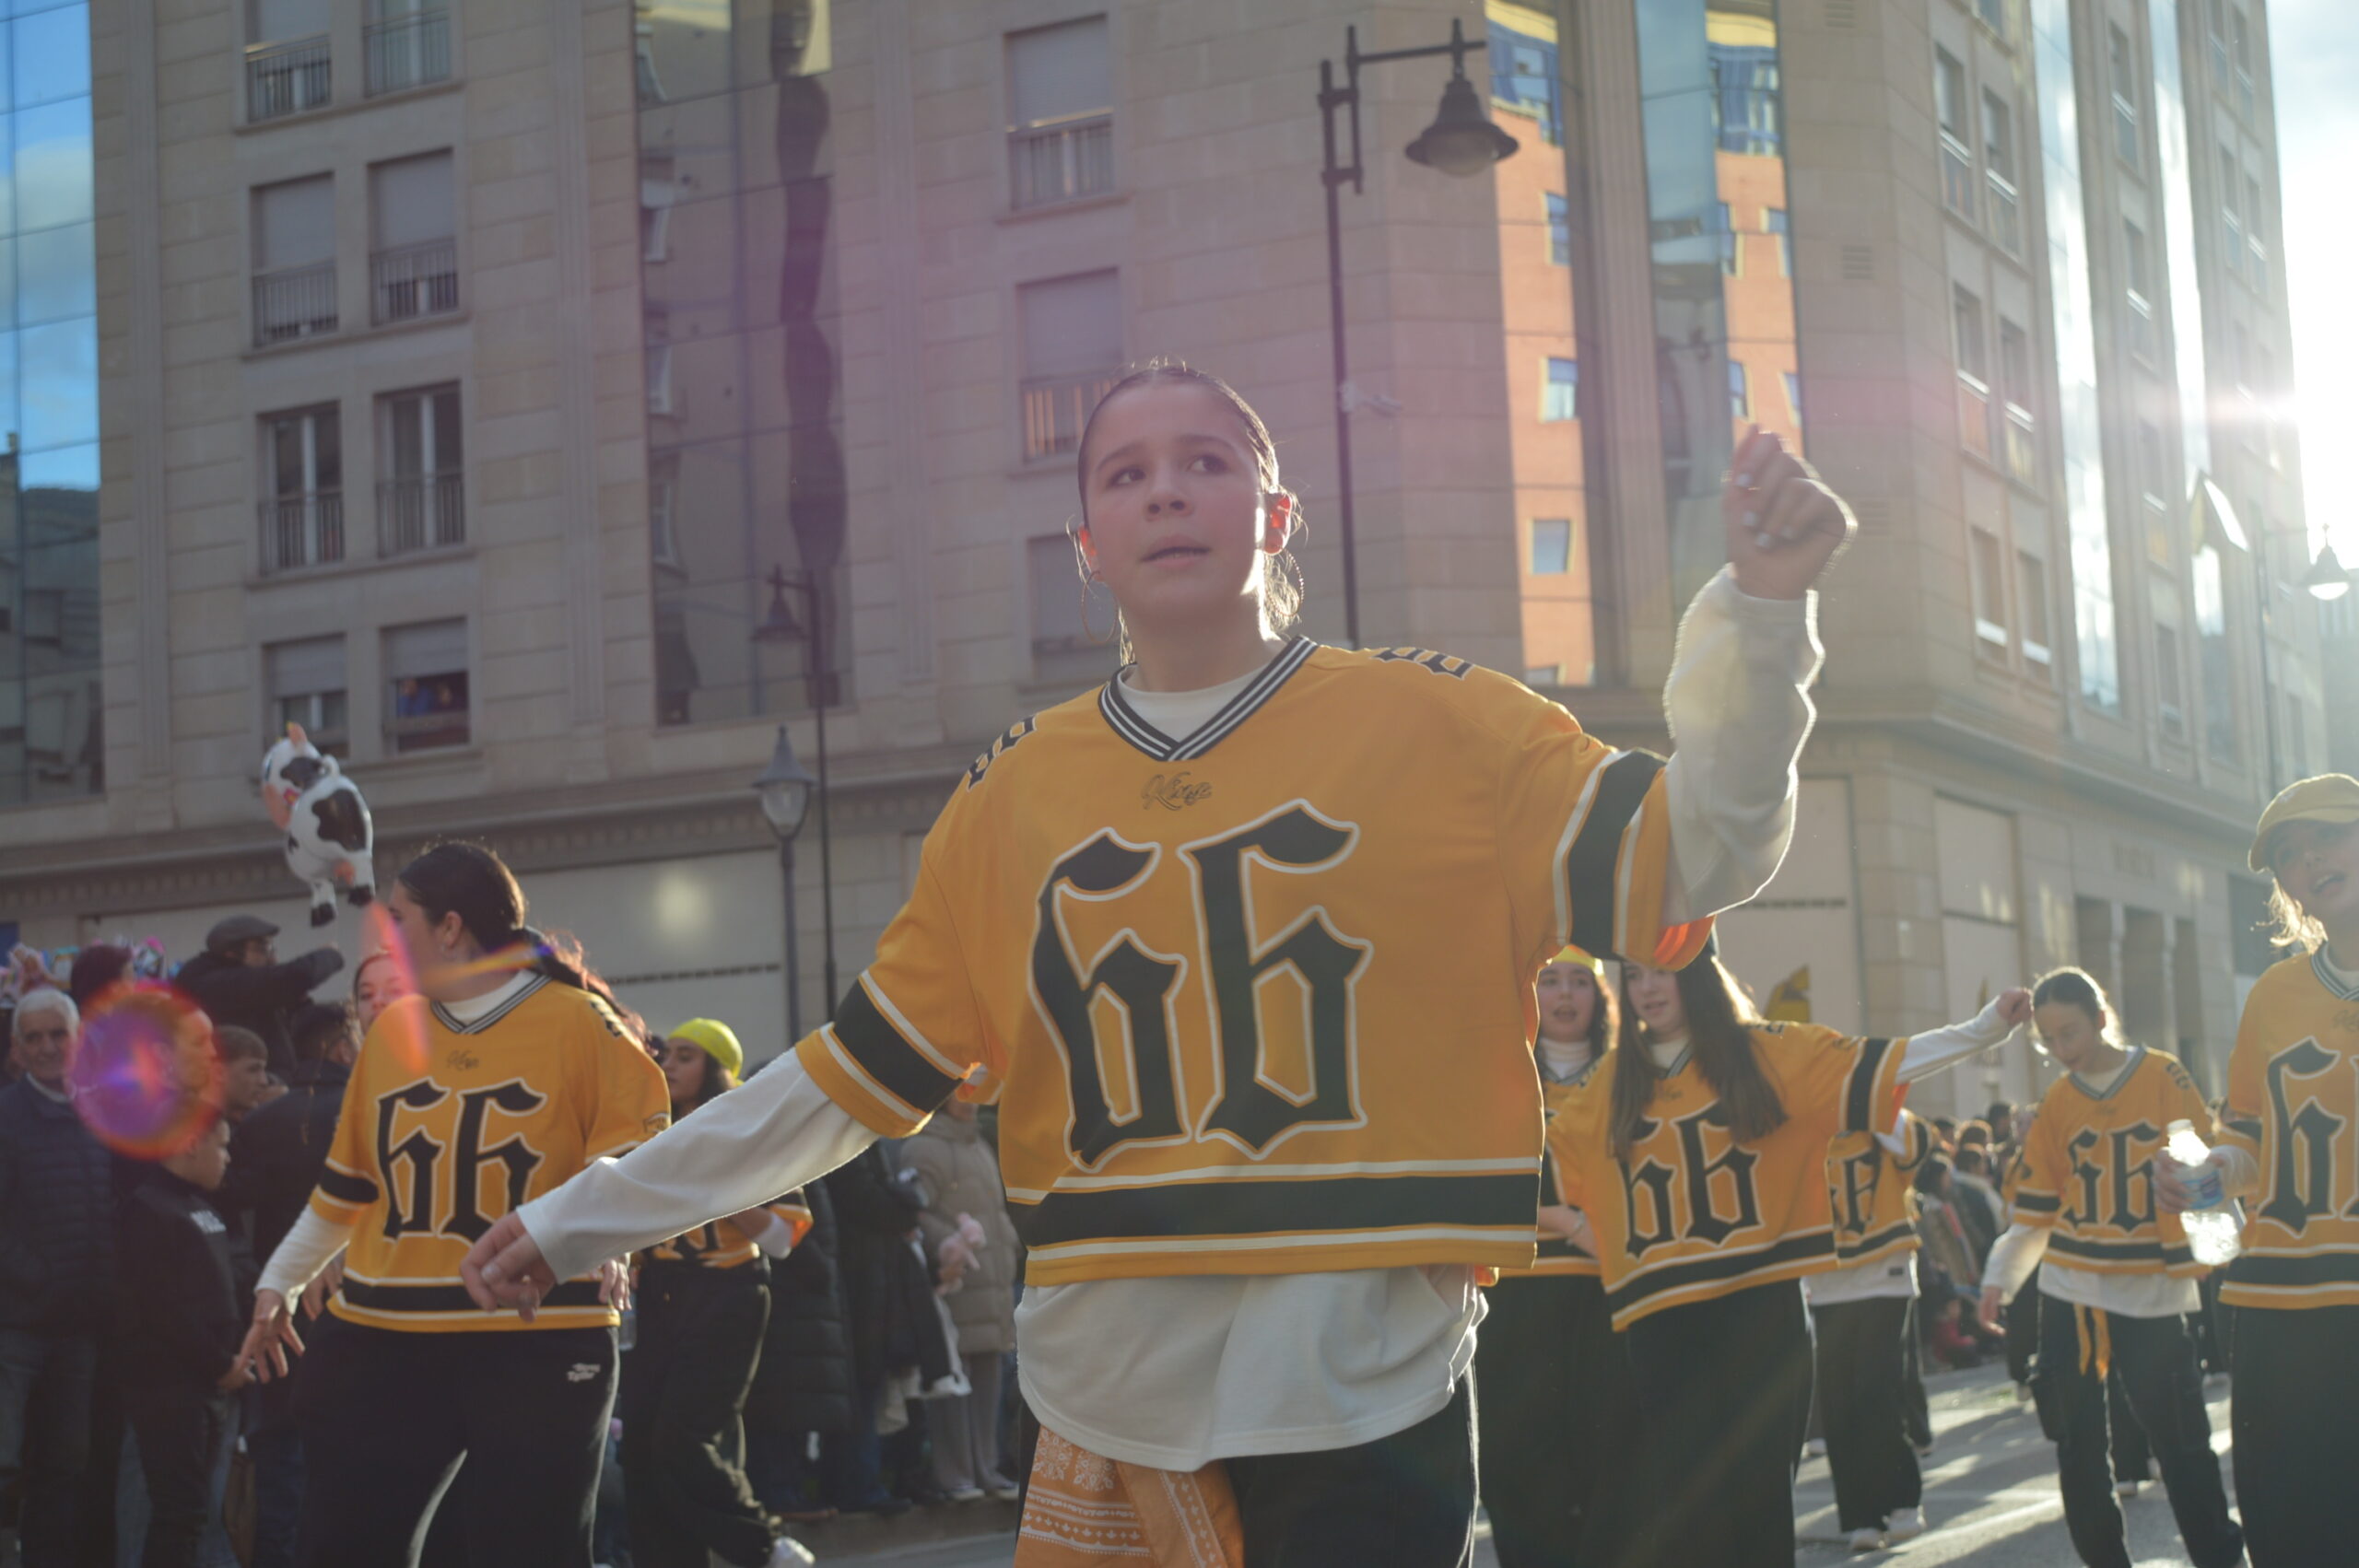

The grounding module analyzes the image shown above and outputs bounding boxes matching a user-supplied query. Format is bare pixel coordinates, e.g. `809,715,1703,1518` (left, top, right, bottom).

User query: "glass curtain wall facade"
635,0,846,727
1633,0,1804,613
0,0,99,806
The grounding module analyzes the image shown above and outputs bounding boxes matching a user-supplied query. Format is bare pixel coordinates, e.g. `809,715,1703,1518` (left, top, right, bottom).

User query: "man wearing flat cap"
174,916,344,1082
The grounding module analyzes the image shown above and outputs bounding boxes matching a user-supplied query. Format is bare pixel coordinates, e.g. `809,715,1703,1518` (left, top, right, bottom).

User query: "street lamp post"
1318,18,1518,648
752,565,838,1035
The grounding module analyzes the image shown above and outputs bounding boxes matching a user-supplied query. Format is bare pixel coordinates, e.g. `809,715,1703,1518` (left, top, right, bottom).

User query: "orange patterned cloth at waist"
1014,1426,1243,1568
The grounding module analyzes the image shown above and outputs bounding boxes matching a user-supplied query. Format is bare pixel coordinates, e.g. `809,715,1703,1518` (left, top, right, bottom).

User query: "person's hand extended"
1723,426,1856,602
462,1211,558,1318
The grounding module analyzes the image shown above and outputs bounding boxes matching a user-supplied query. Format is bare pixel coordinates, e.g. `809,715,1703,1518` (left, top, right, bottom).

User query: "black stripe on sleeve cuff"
317,1165,378,1207
2013,1190,2062,1215
1565,751,1664,959
1844,1038,1895,1133
834,979,964,1117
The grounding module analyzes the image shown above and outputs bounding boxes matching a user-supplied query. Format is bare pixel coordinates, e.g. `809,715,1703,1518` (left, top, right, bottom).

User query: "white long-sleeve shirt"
522,569,1822,1469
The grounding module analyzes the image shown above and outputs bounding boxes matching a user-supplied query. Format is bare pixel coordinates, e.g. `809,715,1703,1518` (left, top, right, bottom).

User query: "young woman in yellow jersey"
624,1019,815,1568
1974,966,2241,1568
461,365,1855,1567
2169,776,2359,1564
236,844,670,1568
1472,945,1635,1568
1545,951,2028,1568
1804,1106,1933,1551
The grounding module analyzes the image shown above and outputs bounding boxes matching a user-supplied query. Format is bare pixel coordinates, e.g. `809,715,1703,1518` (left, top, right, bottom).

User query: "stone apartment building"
0,0,2329,1114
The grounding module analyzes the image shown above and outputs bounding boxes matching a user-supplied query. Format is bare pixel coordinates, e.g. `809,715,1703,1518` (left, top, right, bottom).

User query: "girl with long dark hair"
1547,951,2029,1565
236,842,670,1568
461,366,1855,1565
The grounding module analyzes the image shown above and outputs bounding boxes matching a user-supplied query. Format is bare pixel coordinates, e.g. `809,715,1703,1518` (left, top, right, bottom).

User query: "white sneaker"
1849,1526,1884,1552
765,1538,816,1568
1805,1437,1828,1457
2115,1479,2142,1499
985,1477,1023,1502
1887,1505,1926,1541
946,1485,987,1503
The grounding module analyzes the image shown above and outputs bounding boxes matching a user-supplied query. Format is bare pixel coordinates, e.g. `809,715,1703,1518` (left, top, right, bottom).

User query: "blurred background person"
904,1084,1019,1505
175,919,343,1082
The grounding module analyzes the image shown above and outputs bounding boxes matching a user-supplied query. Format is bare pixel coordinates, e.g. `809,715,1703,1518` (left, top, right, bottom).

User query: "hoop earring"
1081,577,1117,646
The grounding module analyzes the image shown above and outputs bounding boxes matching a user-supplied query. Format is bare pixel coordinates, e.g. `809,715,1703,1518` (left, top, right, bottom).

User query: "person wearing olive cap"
174,915,344,1081
2161,774,2359,1564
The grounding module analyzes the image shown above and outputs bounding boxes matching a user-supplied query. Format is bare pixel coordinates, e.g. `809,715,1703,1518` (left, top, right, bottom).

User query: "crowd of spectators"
0,916,1027,1568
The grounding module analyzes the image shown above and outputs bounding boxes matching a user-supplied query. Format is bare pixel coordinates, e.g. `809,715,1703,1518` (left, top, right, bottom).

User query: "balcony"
370,239,460,325
1021,369,1120,462
1986,171,2021,253
378,472,465,556
260,492,345,574
247,36,331,122
1009,112,1114,211
1940,135,1977,223
366,10,452,97
252,262,338,345
1957,372,1993,462
2001,402,2036,484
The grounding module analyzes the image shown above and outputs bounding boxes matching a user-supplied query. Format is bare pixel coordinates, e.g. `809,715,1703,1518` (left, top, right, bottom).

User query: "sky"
2268,0,2354,567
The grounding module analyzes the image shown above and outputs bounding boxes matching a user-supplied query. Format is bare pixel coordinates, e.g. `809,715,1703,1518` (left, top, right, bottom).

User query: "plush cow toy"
260,723,377,927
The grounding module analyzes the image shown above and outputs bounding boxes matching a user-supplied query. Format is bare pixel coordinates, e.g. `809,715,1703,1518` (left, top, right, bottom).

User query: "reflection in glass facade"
636,0,846,726
2030,0,2120,712
1633,0,1803,612
0,0,99,805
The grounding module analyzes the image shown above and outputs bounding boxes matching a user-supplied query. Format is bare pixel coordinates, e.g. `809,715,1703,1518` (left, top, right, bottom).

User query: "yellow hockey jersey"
1498,1070,1603,1281
794,641,1710,1284
645,1193,815,1272
2009,1047,2212,1279
1826,1107,1931,1269
311,977,672,1331
1548,1023,1904,1328
2219,952,2359,1309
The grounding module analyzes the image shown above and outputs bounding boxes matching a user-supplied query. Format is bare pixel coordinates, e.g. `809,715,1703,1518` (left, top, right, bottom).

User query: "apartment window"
1783,371,1802,424
1935,49,1975,220
252,175,337,345
1766,207,1790,275
1545,192,1569,265
266,636,348,755
2123,221,2157,366
1542,357,1578,423
259,405,343,573
1717,202,1739,275
2220,146,2243,275
378,385,464,556
2155,622,2187,738
2139,419,2171,563
1531,519,1574,576
2244,170,2268,279
1998,318,2036,482
1007,17,1112,210
2018,551,2054,673
1976,0,2007,35
2208,0,2230,80
365,0,452,98
1495,33,1563,146
2229,7,2254,119
649,452,680,568
384,619,470,753
1954,285,1991,459
1982,92,2021,252
1969,527,2009,649
1027,533,1116,681
370,152,458,324
1727,360,1750,422
2109,25,2141,170
247,0,332,121
1018,270,1121,462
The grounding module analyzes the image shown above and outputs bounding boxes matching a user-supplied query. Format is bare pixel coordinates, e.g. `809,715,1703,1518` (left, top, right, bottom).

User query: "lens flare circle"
70,981,223,1160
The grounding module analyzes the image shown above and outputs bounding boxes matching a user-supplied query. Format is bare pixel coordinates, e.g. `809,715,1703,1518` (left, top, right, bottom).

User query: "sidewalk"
788,1497,1019,1563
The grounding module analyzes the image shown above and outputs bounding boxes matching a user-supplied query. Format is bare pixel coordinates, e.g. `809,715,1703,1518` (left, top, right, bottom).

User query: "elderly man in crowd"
0,989,116,1566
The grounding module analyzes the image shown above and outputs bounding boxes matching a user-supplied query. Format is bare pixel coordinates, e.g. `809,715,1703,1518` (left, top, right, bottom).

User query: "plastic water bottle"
2165,1118,2243,1267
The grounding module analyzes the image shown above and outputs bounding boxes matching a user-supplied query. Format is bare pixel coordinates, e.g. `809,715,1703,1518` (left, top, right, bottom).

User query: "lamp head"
753,724,817,842
1405,72,1519,178
752,566,804,645
2303,543,2353,603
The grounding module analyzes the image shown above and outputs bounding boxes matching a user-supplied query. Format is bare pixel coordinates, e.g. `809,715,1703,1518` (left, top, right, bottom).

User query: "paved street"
836,1364,2238,1566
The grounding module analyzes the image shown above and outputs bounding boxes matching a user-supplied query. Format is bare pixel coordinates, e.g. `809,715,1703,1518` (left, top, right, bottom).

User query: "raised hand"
1723,426,1856,601
1995,988,2034,1030
461,1210,560,1318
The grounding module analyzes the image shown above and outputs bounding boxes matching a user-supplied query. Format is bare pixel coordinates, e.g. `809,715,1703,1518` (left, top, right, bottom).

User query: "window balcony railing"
365,10,452,97
252,262,338,346
1986,170,2021,253
247,35,331,122
1957,372,1993,462
378,472,466,556
1940,135,1977,222
2001,402,2036,484
1022,369,1121,462
1009,112,1114,211
260,492,345,574
370,239,460,325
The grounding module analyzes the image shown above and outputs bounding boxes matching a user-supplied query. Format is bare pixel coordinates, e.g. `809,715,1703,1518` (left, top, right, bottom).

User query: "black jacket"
219,1057,351,1264
749,1181,856,1437
116,1169,244,1393
0,1077,118,1332
175,946,345,1081
823,1144,926,1393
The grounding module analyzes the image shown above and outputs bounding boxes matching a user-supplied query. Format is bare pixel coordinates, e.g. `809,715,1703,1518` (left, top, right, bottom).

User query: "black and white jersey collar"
2312,949,2359,1002
2070,1043,2146,1100
1097,637,1318,762
430,973,549,1036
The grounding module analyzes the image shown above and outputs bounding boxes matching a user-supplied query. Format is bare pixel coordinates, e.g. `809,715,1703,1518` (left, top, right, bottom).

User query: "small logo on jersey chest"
446,1048,480,1071
567,1363,600,1383
1142,771,1213,811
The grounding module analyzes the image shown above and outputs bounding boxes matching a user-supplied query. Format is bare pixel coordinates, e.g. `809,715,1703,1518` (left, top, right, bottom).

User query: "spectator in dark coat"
818,1146,922,1515
173,917,343,1082
118,1116,249,1568
905,1099,1020,1502
747,1180,854,1526
0,989,116,1566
